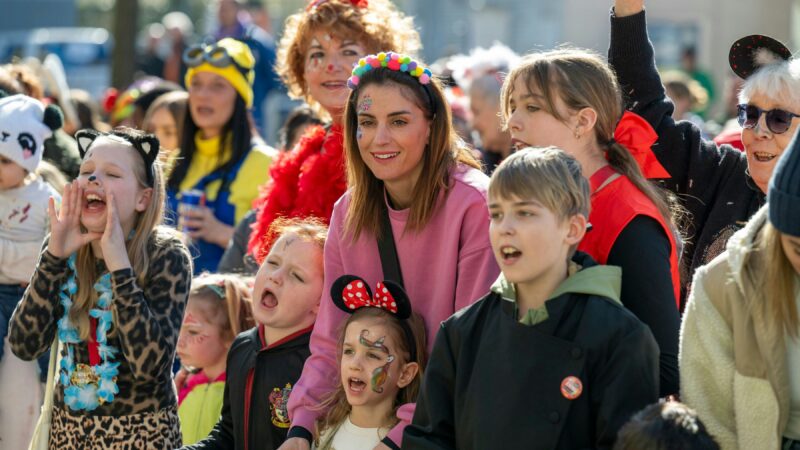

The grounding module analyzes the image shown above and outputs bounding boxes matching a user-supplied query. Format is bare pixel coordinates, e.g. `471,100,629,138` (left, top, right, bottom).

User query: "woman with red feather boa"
245,0,422,264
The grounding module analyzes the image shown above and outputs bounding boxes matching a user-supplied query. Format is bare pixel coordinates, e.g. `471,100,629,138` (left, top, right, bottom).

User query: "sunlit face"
148,107,179,152
252,233,324,331
740,92,800,193
340,317,408,410
488,193,584,287
176,300,230,372
470,92,507,152
304,31,365,118
355,83,431,196
505,76,580,155
0,155,28,190
781,232,800,275
188,71,238,138
77,139,152,234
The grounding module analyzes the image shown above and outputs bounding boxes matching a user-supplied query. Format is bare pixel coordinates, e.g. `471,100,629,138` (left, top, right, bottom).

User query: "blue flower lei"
57,255,120,411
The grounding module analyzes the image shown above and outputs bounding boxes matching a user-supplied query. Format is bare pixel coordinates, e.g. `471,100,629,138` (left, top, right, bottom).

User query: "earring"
574,129,582,140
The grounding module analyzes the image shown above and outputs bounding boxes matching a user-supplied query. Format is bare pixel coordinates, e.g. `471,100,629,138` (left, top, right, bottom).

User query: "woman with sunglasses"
610,0,800,301
245,0,421,264
166,37,276,273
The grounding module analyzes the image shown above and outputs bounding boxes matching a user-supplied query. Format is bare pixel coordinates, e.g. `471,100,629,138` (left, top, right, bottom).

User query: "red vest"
577,166,680,308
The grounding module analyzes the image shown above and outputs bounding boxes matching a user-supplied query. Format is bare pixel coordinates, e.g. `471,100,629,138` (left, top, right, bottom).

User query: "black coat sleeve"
404,323,458,450
181,356,236,449
592,318,660,449
607,216,680,397
607,9,748,229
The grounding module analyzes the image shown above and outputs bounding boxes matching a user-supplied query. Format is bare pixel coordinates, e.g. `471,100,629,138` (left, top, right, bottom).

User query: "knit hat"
184,38,255,108
768,130,800,237
0,94,63,173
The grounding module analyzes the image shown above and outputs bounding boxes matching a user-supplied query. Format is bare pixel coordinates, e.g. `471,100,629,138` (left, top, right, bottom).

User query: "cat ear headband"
729,34,792,79
75,129,159,187
331,274,417,361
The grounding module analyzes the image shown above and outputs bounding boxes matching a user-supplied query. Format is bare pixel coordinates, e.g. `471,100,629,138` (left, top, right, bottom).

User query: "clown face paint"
304,31,365,118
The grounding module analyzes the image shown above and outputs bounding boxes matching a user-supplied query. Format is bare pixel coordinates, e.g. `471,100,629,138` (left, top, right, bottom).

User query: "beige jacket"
680,206,791,450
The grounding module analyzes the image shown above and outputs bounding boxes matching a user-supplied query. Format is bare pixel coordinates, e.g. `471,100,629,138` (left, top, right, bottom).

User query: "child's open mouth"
347,377,366,393
260,288,278,309
500,246,522,264
83,192,107,214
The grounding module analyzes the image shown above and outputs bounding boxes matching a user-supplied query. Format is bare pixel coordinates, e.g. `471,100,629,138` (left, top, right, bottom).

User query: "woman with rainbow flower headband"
281,51,499,450
166,37,275,274
9,127,191,448
245,0,421,265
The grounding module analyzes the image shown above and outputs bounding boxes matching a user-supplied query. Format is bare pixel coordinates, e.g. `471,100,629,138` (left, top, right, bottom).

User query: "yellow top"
179,133,275,223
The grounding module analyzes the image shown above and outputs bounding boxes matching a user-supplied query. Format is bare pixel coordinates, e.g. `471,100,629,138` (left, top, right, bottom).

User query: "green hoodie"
491,262,622,326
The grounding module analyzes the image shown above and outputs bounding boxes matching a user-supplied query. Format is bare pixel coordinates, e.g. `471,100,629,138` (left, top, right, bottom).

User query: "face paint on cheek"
356,126,363,141
370,355,394,393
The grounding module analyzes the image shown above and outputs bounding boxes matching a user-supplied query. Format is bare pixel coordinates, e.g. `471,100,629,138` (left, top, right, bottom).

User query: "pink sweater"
287,165,499,446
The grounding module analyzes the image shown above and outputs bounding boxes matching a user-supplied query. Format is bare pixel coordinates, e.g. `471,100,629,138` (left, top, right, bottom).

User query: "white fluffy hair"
450,43,520,93
739,54,800,108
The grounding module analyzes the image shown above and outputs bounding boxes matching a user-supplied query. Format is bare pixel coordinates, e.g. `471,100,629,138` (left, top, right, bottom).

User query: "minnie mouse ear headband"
75,129,159,187
331,275,417,361
729,34,792,79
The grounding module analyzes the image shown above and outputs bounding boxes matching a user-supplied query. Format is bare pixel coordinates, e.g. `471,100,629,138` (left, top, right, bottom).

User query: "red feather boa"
247,124,346,262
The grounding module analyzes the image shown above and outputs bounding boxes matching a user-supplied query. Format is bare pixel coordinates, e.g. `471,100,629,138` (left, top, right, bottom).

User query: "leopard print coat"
9,227,192,417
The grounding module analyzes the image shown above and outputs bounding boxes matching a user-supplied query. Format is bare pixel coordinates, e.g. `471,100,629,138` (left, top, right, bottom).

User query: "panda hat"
0,93,63,173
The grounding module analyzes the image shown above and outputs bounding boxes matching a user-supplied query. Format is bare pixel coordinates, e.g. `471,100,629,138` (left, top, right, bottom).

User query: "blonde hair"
277,0,421,116
490,147,590,220
70,129,177,340
500,48,681,237
189,273,255,342
744,221,799,337
315,307,427,446
343,65,481,241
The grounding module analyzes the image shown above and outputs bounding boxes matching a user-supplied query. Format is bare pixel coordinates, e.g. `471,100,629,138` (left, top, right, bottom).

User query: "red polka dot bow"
343,280,398,313
331,275,412,320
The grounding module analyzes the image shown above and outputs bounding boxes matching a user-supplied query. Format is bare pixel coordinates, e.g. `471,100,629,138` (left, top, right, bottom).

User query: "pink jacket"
287,165,499,446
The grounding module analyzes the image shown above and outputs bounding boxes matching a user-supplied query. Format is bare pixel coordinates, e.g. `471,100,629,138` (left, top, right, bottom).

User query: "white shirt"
314,416,390,450
0,177,59,284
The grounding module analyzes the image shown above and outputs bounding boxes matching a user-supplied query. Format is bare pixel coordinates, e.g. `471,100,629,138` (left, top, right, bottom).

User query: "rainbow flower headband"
348,52,433,89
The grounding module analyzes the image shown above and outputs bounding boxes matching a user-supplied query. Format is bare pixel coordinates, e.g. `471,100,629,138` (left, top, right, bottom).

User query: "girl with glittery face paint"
174,273,255,445
311,279,427,450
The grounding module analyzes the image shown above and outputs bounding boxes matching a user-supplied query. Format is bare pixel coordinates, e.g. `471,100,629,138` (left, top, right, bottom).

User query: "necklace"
57,255,120,411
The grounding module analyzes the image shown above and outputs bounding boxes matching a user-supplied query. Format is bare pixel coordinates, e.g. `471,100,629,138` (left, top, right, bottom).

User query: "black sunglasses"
182,44,251,75
737,104,800,134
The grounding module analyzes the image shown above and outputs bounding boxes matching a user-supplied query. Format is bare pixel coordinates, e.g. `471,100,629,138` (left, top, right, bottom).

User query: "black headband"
76,129,159,187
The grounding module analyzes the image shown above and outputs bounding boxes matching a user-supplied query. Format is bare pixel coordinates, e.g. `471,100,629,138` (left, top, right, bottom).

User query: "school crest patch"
269,383,292,428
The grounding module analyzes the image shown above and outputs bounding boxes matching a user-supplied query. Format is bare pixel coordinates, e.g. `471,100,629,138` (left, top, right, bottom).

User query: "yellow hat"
184,38,256,108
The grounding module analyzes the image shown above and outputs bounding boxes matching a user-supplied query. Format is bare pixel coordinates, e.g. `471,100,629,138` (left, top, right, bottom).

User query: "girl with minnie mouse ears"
313,275,427,450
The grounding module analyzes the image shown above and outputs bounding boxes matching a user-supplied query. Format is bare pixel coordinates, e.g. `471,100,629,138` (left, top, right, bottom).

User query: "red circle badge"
560,376,583,400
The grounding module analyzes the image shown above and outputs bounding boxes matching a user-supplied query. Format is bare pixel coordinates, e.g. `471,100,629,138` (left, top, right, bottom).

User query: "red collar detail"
258,324,314,350
589,165,619,194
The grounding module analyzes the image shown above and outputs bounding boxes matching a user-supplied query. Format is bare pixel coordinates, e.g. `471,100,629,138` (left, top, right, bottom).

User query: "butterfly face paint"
359,329,395,393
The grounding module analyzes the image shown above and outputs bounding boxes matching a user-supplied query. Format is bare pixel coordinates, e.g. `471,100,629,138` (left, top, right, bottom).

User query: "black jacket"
183,326,312,450
404,253,659,450
608,9,765,301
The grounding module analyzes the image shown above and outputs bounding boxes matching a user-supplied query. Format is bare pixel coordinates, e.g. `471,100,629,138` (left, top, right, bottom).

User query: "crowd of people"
1,0,799,448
